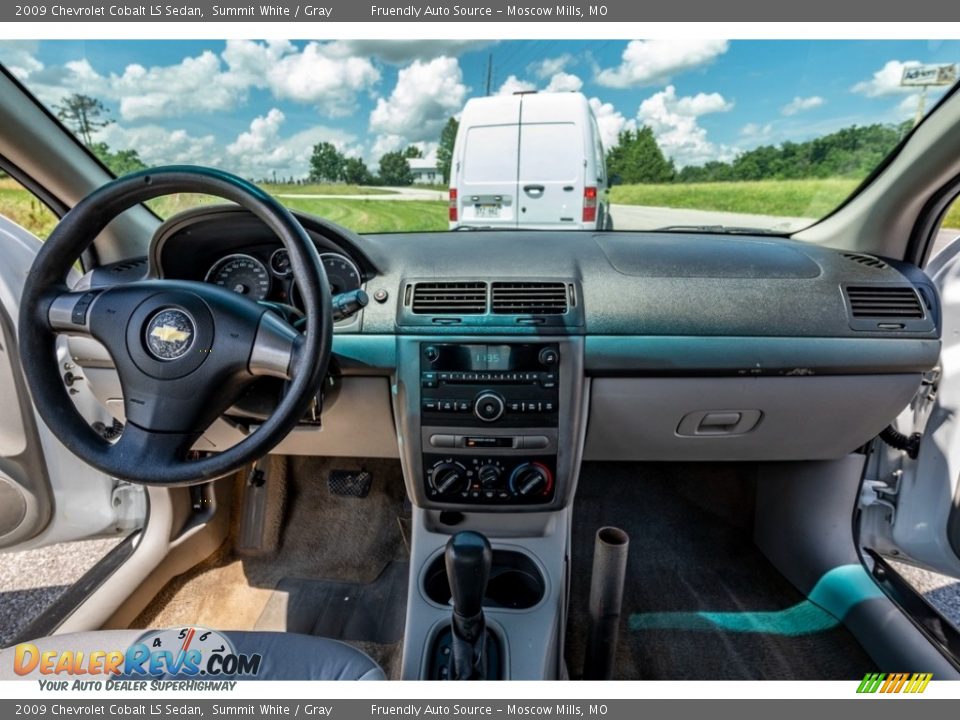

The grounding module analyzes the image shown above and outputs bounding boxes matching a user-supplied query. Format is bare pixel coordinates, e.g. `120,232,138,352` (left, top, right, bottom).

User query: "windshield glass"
2,39,958,237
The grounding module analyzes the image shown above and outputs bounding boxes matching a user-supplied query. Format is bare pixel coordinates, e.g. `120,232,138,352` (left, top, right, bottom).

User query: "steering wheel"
18,166,333,486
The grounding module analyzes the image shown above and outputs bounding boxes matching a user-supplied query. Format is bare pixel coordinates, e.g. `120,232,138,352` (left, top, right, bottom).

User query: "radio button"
421,372,438,388
429,434,456,448
456,400,471,412
422,399,438,412
440,400,455,412
521,435,551,450
508,401,521,413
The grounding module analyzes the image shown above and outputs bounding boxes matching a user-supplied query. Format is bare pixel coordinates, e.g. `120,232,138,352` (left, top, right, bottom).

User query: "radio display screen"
424,343,548,372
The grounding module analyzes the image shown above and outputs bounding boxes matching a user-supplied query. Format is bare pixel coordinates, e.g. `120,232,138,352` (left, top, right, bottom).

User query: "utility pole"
485,54,493,96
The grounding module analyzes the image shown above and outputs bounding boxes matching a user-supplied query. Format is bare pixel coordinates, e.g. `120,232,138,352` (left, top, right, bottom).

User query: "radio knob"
474,391,505,422
538,347,559,366
429,461,468,496
477,464,502,488
508,462,554,498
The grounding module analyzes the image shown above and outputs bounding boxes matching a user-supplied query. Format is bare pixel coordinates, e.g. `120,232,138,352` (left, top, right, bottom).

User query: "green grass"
260,183,396,196
610,177,862,219
3,174,959,240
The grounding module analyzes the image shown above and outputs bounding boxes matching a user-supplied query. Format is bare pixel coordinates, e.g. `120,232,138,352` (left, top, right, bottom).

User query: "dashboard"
74,204,943,512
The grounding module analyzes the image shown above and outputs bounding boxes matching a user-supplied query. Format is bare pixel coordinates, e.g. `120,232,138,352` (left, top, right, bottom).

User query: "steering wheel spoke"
249,310,303,380
46,288,103,337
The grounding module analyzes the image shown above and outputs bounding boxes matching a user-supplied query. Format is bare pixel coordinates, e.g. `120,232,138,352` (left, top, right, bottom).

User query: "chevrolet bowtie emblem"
150,325,191,343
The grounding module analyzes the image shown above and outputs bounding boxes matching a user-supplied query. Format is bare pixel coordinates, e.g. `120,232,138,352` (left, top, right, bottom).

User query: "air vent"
411,282,486,314
842,252,888,270
491,282,569,315
844,285,924,319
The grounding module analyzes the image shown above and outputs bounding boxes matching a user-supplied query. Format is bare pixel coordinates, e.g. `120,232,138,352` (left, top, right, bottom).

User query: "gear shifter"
445,531,492,680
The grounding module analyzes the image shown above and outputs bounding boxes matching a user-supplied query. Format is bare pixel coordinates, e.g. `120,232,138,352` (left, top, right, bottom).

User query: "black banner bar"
2,0,959,22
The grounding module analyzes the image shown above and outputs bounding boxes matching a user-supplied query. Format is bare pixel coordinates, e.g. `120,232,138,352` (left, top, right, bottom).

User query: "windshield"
2,39,958,237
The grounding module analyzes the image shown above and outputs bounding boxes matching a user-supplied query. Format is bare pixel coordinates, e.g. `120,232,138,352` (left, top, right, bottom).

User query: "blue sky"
0,39,957,180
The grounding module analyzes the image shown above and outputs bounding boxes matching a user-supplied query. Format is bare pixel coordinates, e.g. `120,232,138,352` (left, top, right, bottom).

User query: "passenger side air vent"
844,285,924,319
842,252,889,270
491,282,569,315
411,282,487,314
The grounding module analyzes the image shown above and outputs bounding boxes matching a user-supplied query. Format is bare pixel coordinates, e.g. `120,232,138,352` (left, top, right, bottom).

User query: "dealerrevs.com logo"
11,627,261,690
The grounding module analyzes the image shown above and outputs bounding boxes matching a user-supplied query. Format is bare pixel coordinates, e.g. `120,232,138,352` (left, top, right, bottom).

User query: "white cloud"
225,109,361,179
370,57,466,146
264,44,379,113
497,74,536,95
528,54,575,79
595,39,729,88
544,72,583,93
0,40,43,79
589,97,637,149
781,96,825,116
740,122,774,141
96,123,220,167
852,60,921,97
111,51,246,121
637,85,735,167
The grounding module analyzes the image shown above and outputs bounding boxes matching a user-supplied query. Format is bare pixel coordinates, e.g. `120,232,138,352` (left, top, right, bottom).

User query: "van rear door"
517,95,585,228
457,95,521,228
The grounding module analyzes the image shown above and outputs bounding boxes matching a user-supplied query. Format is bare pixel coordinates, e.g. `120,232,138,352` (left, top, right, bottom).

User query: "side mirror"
609,174,622,187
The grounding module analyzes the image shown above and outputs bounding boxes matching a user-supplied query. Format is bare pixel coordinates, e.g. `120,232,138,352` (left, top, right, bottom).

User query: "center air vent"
842,252,889,270
491,282,569,315
411,282,486,314
844,285,924,319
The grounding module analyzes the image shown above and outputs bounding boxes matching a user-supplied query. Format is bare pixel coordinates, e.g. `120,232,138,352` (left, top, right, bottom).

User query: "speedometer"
320,253,362,295
204,253,272,301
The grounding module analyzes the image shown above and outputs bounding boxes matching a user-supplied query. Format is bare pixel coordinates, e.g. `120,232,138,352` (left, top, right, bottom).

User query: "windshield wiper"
653,224,790,236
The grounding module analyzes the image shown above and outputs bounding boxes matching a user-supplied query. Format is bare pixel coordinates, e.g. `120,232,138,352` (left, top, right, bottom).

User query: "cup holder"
423,549,546,610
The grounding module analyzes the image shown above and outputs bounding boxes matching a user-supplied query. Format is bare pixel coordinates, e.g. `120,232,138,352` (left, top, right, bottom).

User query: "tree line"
605,121,913,185
52,92,913,189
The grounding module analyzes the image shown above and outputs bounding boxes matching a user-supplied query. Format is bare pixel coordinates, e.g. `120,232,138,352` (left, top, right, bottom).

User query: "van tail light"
582,186,598,223
449,189,458,222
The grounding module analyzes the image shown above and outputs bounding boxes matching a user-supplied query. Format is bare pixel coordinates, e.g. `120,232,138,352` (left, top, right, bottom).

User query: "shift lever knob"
445,531,492,621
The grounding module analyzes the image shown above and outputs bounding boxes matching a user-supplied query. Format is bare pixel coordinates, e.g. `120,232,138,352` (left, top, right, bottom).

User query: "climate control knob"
429,461,469,496
474,391,505,422
508,462,554,498
477,464,502,488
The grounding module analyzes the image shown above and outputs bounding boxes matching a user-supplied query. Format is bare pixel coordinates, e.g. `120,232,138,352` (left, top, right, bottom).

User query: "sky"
0,39,957,180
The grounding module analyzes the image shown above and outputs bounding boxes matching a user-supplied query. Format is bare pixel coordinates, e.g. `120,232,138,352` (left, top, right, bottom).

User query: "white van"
448,91,611,230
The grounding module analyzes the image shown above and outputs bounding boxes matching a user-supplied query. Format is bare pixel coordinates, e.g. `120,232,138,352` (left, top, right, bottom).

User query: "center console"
394,335,586,679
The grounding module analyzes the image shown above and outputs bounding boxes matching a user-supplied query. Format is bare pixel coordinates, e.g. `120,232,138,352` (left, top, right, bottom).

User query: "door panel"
517,122,584,227
459,123,520,228
0,215,145,552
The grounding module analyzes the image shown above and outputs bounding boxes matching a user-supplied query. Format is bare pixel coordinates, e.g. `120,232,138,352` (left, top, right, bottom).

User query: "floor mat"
565,462,876,680
255,561,408,642
133,457,409,629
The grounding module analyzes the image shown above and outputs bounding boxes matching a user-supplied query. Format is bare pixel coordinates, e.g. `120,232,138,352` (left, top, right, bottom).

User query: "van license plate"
475,204,501,218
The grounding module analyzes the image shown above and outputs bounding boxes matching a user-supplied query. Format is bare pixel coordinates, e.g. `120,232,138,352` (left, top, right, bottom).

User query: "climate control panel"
424,454,555,505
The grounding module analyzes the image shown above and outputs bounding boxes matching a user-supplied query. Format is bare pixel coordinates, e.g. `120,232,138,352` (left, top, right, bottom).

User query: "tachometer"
204,253,272,301
320,252,362,295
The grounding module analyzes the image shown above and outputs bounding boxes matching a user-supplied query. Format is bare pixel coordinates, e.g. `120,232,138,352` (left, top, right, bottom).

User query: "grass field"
259,183,396,196
3,175,959,240
610,178,859,219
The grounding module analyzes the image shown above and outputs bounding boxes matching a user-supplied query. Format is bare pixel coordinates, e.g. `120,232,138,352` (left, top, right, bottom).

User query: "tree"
378,151,413,186
90,142,147,176
342,157,373,185
437,117,459,185
55,94,113,147
606,127,675,184
402,145,423,159
309,142,345,182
